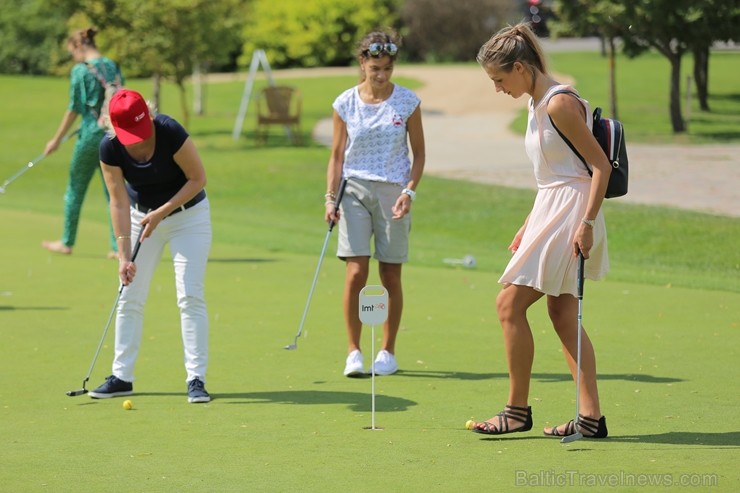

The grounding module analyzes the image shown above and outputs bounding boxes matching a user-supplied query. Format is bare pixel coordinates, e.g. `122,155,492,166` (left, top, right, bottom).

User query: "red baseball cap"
108,89,153,145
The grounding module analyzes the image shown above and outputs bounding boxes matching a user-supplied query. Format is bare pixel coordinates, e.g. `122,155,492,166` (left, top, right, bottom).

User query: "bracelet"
116,235,131,240
581,218,595,228
324,192,336,199
325,201,335,206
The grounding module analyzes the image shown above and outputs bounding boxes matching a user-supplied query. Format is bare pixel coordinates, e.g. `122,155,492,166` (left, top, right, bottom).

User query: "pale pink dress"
498,84,609,296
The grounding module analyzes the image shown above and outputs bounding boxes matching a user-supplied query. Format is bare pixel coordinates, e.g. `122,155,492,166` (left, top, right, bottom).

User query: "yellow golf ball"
122,399,133,410
465,420,474,430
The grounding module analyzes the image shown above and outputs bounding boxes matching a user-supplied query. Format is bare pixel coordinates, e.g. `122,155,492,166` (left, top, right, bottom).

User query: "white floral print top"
333,84,420,186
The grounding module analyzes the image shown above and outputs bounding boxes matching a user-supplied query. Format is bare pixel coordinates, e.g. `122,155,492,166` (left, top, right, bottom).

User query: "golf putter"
284,178,348,350
0,129,80,194
66,229,145,396
561,251,586,443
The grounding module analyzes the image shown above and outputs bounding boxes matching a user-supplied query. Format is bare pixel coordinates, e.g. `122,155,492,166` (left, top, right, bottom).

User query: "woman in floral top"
325,30,425,378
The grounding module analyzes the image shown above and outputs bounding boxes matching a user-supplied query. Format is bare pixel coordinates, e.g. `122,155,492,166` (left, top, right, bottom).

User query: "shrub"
400,0,519,62
240,0,401,69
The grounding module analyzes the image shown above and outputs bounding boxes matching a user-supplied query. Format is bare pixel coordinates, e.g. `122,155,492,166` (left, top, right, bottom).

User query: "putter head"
560,432,583,444
284,332,302,350
66,388,88,397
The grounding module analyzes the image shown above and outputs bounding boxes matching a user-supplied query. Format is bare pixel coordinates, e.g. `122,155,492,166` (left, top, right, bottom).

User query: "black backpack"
548,90,629,199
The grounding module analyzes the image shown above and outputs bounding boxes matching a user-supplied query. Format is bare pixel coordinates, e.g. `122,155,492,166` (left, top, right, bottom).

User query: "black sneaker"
187,377,211,403
88,375,133,399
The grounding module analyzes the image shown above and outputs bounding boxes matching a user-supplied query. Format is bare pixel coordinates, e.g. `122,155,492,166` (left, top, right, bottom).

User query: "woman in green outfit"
42,27,123,257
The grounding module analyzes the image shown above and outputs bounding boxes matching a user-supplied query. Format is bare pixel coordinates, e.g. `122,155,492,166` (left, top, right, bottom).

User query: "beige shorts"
337,178,411,263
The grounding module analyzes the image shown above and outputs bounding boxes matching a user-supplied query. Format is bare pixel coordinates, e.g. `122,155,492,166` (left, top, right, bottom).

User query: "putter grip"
128,227,146,262
328,178,348,232
577,251,585,299
131,237,143,262
116,230,145,291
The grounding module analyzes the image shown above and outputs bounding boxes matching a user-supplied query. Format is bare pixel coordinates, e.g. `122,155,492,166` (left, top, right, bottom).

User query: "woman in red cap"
89,89,212,403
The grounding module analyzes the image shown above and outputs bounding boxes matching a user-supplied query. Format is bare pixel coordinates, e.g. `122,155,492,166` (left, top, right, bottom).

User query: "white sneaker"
373,350,398,375
343,350,365,377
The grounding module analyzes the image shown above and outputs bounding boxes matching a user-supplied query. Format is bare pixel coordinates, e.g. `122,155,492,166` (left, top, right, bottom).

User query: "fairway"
1,208,738,492
1,65,739,491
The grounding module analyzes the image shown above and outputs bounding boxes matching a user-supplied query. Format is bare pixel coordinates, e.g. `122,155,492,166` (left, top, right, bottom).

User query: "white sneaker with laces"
373,350,398,375
343,350,365,377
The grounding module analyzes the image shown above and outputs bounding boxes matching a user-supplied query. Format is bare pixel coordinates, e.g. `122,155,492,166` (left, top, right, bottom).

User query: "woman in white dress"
469,23,611,438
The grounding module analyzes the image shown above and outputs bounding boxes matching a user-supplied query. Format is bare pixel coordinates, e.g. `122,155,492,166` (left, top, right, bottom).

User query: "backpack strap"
546,89,593,176
85,62,108,89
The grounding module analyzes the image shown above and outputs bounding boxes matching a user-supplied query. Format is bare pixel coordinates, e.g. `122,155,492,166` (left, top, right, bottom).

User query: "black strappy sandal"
543,414,608,439
471,405,533,435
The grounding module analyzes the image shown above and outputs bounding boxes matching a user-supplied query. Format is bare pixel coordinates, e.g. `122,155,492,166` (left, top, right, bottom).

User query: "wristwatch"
582,217,595,228
402,188,416,201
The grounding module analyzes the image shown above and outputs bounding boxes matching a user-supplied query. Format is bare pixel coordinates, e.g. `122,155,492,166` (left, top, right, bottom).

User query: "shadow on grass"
67,255,279,263
0,305,68,311
474,431,739,448
217,390,417,412
90,391,414,413
608,431,740,448
208,257,277,263
396,370,683,384
708,93,740,104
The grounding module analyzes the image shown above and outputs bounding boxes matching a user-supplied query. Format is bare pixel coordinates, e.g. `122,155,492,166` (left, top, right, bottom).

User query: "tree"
682,0,740,111
0,0,69,74
554,0,740,133
400,0,516,63
69,0,245,127
619,0,702,133
239,0,400,69
551,1,630,119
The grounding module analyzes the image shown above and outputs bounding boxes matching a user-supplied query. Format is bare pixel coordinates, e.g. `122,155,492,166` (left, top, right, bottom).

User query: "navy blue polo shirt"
100,114,190,209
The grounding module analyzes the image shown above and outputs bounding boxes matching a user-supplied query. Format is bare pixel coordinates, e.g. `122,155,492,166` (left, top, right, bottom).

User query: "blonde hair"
476,23,547,76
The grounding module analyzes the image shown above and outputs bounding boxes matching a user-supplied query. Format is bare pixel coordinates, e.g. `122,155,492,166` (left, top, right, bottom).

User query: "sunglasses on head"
365,42,398,57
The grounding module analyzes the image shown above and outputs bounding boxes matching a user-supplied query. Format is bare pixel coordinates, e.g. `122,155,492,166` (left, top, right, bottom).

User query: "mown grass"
509,50,740,144
0,58,738,492
1,64,737,293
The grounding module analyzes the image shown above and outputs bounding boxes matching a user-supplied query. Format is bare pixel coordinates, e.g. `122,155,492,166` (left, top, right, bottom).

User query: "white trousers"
112,198,212,384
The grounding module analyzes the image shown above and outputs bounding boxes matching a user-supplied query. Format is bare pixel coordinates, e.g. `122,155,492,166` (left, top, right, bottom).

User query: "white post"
232,51,263,140
359,285,389,430
232,49,295,142
371,323,376,429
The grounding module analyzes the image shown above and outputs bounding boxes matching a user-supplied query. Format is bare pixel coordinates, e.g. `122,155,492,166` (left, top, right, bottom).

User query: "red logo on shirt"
392,114,404,127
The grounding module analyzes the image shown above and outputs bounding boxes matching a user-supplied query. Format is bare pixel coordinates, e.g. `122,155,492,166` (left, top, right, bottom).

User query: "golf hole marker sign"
359,285,388,325
359,285,388,431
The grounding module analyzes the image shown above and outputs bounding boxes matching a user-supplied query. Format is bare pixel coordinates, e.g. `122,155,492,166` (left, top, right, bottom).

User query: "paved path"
279,64,739,218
